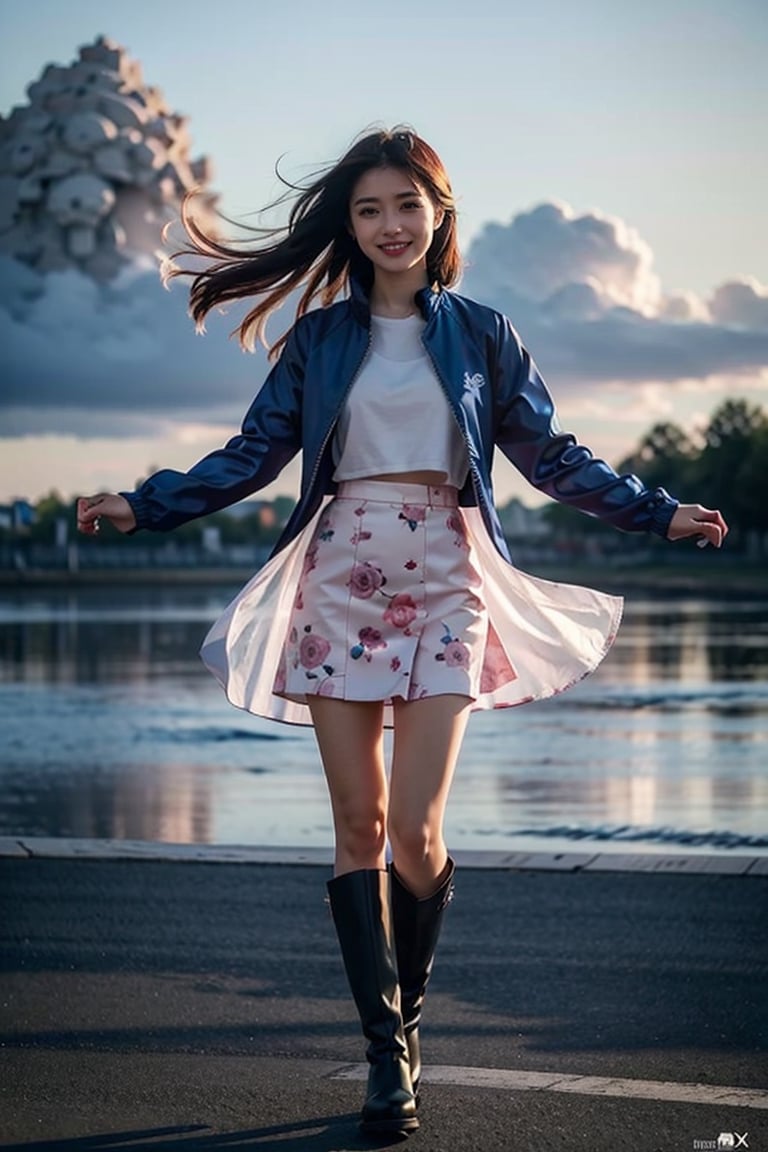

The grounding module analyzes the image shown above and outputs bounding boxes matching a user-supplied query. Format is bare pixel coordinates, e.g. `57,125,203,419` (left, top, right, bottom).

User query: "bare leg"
388,693,472,897
307,697,388,876
313,696,418,1134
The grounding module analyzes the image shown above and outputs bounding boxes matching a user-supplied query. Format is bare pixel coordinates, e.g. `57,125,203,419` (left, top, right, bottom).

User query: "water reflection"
5,759,213,843
601,599,768,683
3,591,766,685
1,587,766,851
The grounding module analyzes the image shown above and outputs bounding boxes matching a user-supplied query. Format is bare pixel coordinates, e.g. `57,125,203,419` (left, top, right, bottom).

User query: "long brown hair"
165,127,461,357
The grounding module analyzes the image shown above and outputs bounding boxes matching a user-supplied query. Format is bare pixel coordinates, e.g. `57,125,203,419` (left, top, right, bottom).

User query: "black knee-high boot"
326,869,419,1136
390,857,455,1098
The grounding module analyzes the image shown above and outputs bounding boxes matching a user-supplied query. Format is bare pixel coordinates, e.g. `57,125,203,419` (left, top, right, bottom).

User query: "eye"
358,206,378,217
402,200,423,210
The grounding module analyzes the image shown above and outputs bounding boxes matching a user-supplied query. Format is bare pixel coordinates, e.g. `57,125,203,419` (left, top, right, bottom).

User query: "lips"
379,242,410,255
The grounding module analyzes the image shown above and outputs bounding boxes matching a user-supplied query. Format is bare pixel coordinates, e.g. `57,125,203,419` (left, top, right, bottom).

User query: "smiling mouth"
379,242,411,255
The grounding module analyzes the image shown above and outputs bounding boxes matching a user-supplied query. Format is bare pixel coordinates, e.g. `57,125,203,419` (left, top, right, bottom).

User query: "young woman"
77,128,727,1137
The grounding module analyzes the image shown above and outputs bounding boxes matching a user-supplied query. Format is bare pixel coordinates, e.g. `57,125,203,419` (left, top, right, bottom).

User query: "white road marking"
330,1064,768,1109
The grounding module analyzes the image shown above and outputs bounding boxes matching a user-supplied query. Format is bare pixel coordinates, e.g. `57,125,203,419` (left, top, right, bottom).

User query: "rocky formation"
0,35,217,280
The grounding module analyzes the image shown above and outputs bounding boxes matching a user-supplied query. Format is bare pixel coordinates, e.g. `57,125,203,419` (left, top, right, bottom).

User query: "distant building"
0,500,35,532
498,498,550,539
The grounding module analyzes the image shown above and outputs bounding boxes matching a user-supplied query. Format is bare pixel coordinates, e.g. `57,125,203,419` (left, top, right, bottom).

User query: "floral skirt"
200,485,624,728
275,480,500,705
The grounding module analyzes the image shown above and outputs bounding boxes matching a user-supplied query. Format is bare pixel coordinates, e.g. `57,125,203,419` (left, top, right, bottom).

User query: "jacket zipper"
304,326,374,496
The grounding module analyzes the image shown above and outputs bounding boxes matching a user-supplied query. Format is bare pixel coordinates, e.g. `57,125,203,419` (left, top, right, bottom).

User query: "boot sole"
360,1115,420,1136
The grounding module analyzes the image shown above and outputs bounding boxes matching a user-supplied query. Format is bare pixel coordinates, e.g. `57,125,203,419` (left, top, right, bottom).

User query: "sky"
1,0,767,508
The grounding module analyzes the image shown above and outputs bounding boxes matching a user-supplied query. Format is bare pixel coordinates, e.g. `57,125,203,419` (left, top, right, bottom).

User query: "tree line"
543,398,767,551
5,398,767,553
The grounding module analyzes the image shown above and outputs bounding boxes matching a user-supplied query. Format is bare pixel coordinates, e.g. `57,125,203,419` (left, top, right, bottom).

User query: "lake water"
1,584,767,855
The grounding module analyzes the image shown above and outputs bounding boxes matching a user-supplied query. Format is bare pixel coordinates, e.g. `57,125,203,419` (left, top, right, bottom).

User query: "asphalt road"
1,858,767,1151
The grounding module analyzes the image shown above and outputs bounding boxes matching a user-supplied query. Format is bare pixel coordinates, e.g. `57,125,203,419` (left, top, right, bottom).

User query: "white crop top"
332,314,468,487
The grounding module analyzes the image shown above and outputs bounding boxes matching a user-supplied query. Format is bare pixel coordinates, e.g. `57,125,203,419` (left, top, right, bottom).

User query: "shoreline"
3,835,767,872
2,563,766,596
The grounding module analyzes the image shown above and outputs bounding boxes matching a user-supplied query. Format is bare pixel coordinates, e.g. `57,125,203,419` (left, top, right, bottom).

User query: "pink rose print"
408,682,429,701
350,530,372,544
359,626,387,651
436,622,471,668
300,632,331,669
348,562,385,599
390,656,401,672
301,544,318,577
351,626,388,662
317,678,335,697
399,505,426,531
404,559,418,571
444,639,471,668
479,622,518,693
446,510,469,549
383,593,419,630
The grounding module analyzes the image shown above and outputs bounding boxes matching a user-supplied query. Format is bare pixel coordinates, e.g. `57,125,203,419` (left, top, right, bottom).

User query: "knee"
387,816,436,871
335,804,387,867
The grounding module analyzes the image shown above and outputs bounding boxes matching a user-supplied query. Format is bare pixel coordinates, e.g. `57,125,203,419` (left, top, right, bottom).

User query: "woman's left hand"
667,504,728,549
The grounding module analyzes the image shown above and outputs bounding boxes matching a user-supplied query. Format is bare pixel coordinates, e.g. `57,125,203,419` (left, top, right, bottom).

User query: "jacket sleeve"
121,321,307,532
492,316,678,537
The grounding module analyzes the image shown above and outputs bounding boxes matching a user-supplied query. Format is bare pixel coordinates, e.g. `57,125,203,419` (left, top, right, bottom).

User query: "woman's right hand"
77,493,137,536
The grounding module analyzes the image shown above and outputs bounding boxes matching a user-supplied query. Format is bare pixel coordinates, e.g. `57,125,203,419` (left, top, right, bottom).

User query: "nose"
382,215,403,235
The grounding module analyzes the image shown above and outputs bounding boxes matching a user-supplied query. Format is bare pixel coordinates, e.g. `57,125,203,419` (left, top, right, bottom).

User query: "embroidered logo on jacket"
463,371,485,396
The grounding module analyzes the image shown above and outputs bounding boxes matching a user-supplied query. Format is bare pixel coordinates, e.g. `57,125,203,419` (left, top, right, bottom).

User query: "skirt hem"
200,498,624,728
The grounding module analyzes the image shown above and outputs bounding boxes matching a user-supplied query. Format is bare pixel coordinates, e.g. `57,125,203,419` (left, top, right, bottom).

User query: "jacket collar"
349,275,446,325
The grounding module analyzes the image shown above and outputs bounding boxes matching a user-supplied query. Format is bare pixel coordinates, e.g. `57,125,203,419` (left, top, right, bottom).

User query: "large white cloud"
462,202,768,383
464,200,661,314
1,199,768,440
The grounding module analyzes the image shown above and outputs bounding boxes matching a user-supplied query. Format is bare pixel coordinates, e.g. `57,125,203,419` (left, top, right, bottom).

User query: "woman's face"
348,165,441,280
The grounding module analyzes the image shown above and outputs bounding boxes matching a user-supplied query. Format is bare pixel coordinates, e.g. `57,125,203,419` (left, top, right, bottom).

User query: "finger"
698,506,728,535
682,506,726,549
77,496,106,524
77,497,104,533
713,509,729,538
696,521,724,549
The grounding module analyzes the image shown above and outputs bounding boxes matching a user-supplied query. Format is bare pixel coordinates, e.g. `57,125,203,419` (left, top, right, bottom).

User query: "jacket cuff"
647,488,679,538
120,490,151,534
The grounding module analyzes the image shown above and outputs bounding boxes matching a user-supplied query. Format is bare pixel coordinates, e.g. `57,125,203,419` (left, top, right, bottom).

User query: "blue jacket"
123,280,678,563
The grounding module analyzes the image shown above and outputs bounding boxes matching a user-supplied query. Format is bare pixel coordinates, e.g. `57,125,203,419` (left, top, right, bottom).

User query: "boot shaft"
327,867,418,1134
326,868,407,1059
390,857,455,1014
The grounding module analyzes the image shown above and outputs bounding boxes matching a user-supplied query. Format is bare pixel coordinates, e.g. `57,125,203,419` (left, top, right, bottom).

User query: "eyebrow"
352,191,424,206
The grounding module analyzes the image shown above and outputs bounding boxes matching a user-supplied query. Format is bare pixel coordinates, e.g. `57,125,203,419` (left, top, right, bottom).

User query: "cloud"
461,202,768,384
1,200,767,441
464,200,662,314
0,254,272,433
708,277,768,328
